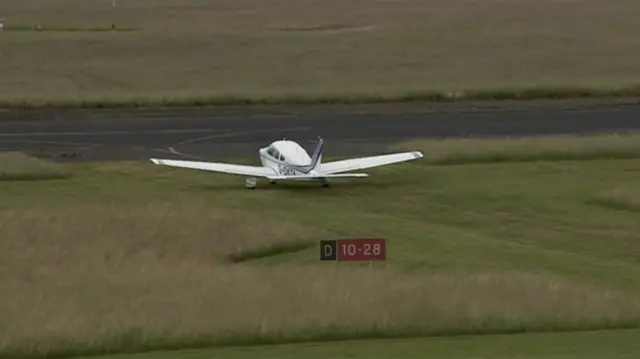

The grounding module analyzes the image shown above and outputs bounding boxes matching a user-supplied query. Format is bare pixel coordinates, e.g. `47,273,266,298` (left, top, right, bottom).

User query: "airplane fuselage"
258,140,322,179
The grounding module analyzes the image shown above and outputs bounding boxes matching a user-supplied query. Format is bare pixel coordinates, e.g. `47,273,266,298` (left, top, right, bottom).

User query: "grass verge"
1,87,640,109
71,329,640,359
0,152,70,181
391,132,640,165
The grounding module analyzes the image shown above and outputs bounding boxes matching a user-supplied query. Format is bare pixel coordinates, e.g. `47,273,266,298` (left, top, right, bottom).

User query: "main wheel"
245,177,257,189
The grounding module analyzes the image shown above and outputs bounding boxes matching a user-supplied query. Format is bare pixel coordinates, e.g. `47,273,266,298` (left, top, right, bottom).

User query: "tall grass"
0,202,316,265
1,266,639,358
0,152,69,181
2,203,640,357
392,132,640,165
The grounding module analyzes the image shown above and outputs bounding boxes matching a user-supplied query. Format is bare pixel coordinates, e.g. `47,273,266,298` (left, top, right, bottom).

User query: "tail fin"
308,136,324,170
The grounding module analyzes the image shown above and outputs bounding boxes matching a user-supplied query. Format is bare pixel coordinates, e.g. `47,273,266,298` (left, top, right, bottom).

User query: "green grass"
1,135,640,358
75,329,640,359
2,0,640,107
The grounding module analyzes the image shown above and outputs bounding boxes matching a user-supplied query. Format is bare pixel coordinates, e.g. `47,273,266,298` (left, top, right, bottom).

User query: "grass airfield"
3,0,640,358
2,134,640,358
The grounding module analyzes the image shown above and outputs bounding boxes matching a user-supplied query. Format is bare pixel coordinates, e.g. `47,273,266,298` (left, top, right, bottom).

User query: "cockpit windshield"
266,146,285,161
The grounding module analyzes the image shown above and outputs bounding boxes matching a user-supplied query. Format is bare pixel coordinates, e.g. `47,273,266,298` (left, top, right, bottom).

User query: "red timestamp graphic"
336,238,386,261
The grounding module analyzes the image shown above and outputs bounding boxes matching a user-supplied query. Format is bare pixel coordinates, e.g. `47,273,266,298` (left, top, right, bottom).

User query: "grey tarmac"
1,100,640,162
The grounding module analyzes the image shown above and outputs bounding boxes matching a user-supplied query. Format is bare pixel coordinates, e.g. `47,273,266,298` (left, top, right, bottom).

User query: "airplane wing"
318,151,423,174
150,158,276,177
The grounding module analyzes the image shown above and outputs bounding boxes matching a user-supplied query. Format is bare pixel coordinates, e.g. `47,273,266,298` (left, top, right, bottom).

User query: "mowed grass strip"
2,0,640,107
0,152,70,181
391,132,640,164
73,329,640,359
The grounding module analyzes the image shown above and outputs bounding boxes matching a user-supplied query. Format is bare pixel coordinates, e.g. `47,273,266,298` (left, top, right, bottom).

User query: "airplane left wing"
319,151,423,174
150,158,276,177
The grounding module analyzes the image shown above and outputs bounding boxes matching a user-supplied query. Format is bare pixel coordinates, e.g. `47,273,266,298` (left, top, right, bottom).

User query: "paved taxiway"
0,101,639,162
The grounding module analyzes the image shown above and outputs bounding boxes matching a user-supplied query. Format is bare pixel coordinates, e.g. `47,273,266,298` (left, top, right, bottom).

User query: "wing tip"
150,158,162,165
412,151,424,159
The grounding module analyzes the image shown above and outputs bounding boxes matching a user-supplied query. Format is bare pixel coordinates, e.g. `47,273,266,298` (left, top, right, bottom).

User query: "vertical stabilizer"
309,136,324,170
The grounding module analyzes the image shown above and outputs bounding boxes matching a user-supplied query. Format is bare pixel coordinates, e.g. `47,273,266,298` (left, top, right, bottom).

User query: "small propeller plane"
149,137,423,189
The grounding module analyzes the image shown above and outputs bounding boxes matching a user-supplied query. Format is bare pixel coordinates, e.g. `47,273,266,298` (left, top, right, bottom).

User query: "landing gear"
321,179,330,188
245,177,257,189
269,180,276,185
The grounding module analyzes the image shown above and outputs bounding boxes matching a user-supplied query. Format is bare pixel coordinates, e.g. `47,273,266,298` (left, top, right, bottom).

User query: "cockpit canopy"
264,140,312,165
266,145,285,162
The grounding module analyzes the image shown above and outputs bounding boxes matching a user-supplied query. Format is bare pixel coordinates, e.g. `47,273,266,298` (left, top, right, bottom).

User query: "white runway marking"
0,139,102,147
177,126,311,145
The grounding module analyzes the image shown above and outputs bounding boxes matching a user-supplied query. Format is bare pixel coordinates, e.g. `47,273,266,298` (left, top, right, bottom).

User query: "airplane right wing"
319,151,423,174
150,158,276,177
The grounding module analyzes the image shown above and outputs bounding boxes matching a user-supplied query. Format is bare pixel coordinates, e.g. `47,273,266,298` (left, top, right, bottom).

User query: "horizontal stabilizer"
150,158,275,177
267,173,369,180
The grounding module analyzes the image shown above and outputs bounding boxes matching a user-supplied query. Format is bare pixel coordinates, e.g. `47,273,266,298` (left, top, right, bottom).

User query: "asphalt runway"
1,100,640,162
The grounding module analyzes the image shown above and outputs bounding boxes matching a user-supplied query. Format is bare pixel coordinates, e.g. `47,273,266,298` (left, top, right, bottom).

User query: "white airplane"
149,137,423,189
